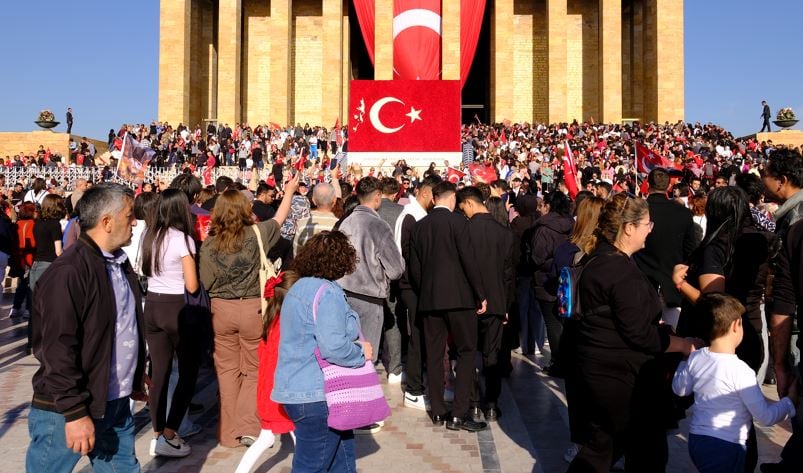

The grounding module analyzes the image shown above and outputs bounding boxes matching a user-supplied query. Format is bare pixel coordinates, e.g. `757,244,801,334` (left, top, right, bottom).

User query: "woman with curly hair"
199,174,299,448
272,231,366,473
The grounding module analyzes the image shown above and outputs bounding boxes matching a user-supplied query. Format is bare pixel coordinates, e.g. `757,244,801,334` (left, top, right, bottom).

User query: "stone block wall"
158,0,684,127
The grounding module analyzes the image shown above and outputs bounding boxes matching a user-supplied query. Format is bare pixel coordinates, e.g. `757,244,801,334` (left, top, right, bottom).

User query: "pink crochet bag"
312,284,391,431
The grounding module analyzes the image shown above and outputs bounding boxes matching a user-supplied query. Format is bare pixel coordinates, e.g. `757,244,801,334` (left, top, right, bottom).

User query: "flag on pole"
468,163,498,184
562,140,579,199
293,154,307,171
446,167,466,184
117,134,156,185
334,118,343,147
635,142,670,174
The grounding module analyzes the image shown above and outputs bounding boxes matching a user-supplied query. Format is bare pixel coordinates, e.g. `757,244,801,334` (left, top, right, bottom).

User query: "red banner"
460,0,485,87
353,0,376,64
394,0,441,80
349,80,461,152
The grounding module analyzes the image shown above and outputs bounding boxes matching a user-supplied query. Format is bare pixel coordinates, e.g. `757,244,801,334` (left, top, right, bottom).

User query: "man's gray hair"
312,182,336,209
78,183,135,231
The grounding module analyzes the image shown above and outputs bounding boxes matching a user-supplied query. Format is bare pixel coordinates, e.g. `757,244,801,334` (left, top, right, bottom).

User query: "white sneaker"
563,443,579,463
149,438,157,457
154,434,191,458
388,372,403,384
403,392,429,411
444,388,454,403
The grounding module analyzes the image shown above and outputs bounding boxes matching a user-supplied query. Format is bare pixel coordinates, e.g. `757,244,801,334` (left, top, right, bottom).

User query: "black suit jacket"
410,207,485,312
762,104,771,119
466,213,515,315
634,193,699,306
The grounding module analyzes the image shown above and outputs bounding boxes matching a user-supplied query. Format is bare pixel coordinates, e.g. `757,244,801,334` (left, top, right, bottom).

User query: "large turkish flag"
393,0,441,80
348,80,461,153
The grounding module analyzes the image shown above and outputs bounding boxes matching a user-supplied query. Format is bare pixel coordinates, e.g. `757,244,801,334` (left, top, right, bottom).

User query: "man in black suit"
761,100,772,132
410,181,487,432
66,107,74,134
457,187,515,421
634,168,698,328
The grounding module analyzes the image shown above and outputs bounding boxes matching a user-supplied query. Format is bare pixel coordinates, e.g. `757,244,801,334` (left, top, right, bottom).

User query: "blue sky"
1,0,801,139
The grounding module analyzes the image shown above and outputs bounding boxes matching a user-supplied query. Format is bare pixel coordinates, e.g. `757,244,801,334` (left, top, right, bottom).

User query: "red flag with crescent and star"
348,80,460,153
635,142,671,174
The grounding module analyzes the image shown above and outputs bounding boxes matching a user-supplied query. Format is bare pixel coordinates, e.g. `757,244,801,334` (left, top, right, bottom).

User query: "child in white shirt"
673,293,798,473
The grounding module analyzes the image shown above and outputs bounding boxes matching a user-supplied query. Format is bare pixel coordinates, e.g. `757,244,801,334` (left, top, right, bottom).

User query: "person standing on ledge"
66,107,74,134
761,101,772,132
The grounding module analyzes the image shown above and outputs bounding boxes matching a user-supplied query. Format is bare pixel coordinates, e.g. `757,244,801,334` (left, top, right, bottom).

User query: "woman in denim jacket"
272,231,370,472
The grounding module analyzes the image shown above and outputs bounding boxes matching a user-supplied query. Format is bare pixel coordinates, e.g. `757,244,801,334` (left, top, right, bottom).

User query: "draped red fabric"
460,0,485,88
353,0,376,65
393,0,442,80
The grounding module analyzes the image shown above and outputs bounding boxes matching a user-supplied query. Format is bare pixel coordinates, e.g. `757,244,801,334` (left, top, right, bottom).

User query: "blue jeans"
283,401,355,473
26,397,139,473
688,433,746,473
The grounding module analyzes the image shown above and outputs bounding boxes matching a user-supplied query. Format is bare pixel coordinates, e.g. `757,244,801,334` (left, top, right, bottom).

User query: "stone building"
158,0,684,129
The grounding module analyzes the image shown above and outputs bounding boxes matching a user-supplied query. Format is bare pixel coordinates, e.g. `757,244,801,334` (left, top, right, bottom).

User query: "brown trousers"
211,297,262,447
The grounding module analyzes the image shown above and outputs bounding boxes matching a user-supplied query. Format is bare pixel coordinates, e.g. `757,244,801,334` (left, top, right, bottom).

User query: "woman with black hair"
141,189,201,458
529,191,575,376
674,186,775,370
673,186,778,473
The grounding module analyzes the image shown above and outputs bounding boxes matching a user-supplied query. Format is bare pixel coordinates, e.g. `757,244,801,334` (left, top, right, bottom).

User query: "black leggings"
144,292,202,433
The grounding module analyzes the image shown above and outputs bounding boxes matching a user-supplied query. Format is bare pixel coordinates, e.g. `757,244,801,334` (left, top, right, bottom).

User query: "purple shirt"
102,249,139,400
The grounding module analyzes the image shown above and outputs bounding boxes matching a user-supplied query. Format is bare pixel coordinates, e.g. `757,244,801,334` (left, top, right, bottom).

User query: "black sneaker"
446,416,487,432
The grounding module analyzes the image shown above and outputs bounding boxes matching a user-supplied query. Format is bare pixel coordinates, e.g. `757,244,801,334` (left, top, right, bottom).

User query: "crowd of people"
10,118,803,473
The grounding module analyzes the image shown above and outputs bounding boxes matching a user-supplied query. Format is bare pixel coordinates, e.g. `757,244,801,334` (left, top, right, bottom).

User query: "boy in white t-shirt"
673,293,799,473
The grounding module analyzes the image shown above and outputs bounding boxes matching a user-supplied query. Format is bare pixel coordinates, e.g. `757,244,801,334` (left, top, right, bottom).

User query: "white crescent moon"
370,97,405,134
393,9,442,39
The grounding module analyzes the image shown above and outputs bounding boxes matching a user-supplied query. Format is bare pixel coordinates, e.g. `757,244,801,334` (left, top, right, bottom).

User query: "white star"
406,107,422,123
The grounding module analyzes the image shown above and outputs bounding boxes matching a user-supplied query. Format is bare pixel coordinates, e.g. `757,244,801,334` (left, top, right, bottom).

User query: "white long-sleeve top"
673,348,796,445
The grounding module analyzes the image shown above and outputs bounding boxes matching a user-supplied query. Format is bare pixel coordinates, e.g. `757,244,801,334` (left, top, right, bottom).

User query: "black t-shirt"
679,227,775,371
33,218,63,263
252,200,276,222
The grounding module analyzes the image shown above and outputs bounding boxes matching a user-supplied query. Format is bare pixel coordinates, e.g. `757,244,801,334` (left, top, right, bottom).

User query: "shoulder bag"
311,283,391,431
252,224,277,317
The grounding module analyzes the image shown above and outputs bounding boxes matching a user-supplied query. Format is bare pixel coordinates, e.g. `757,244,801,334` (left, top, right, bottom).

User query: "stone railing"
2,166,279,190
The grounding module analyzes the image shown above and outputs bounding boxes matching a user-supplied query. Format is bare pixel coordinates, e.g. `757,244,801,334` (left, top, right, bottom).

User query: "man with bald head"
292,181,340,254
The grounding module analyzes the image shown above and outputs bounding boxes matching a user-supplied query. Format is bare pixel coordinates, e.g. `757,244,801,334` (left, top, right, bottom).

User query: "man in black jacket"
634,168,698,329
410,181,487,432
763,149,803,473
761,100,772,132
27,183,146,471
457,187,515,421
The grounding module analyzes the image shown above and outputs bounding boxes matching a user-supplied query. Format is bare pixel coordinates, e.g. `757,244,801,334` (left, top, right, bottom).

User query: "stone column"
441,0,460,81
269,0,292,125
653,0,684,122
599,0,622,123
547,0,568,123
491,0,514,122
217,0,242,126
375,0,394,80
158,0,192,126
323,0,344,124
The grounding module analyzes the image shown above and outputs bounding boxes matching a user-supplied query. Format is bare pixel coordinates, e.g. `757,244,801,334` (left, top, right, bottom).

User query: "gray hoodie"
337,205,405,298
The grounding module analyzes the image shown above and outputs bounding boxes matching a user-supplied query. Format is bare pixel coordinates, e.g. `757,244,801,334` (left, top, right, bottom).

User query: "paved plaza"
0,288,791,473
